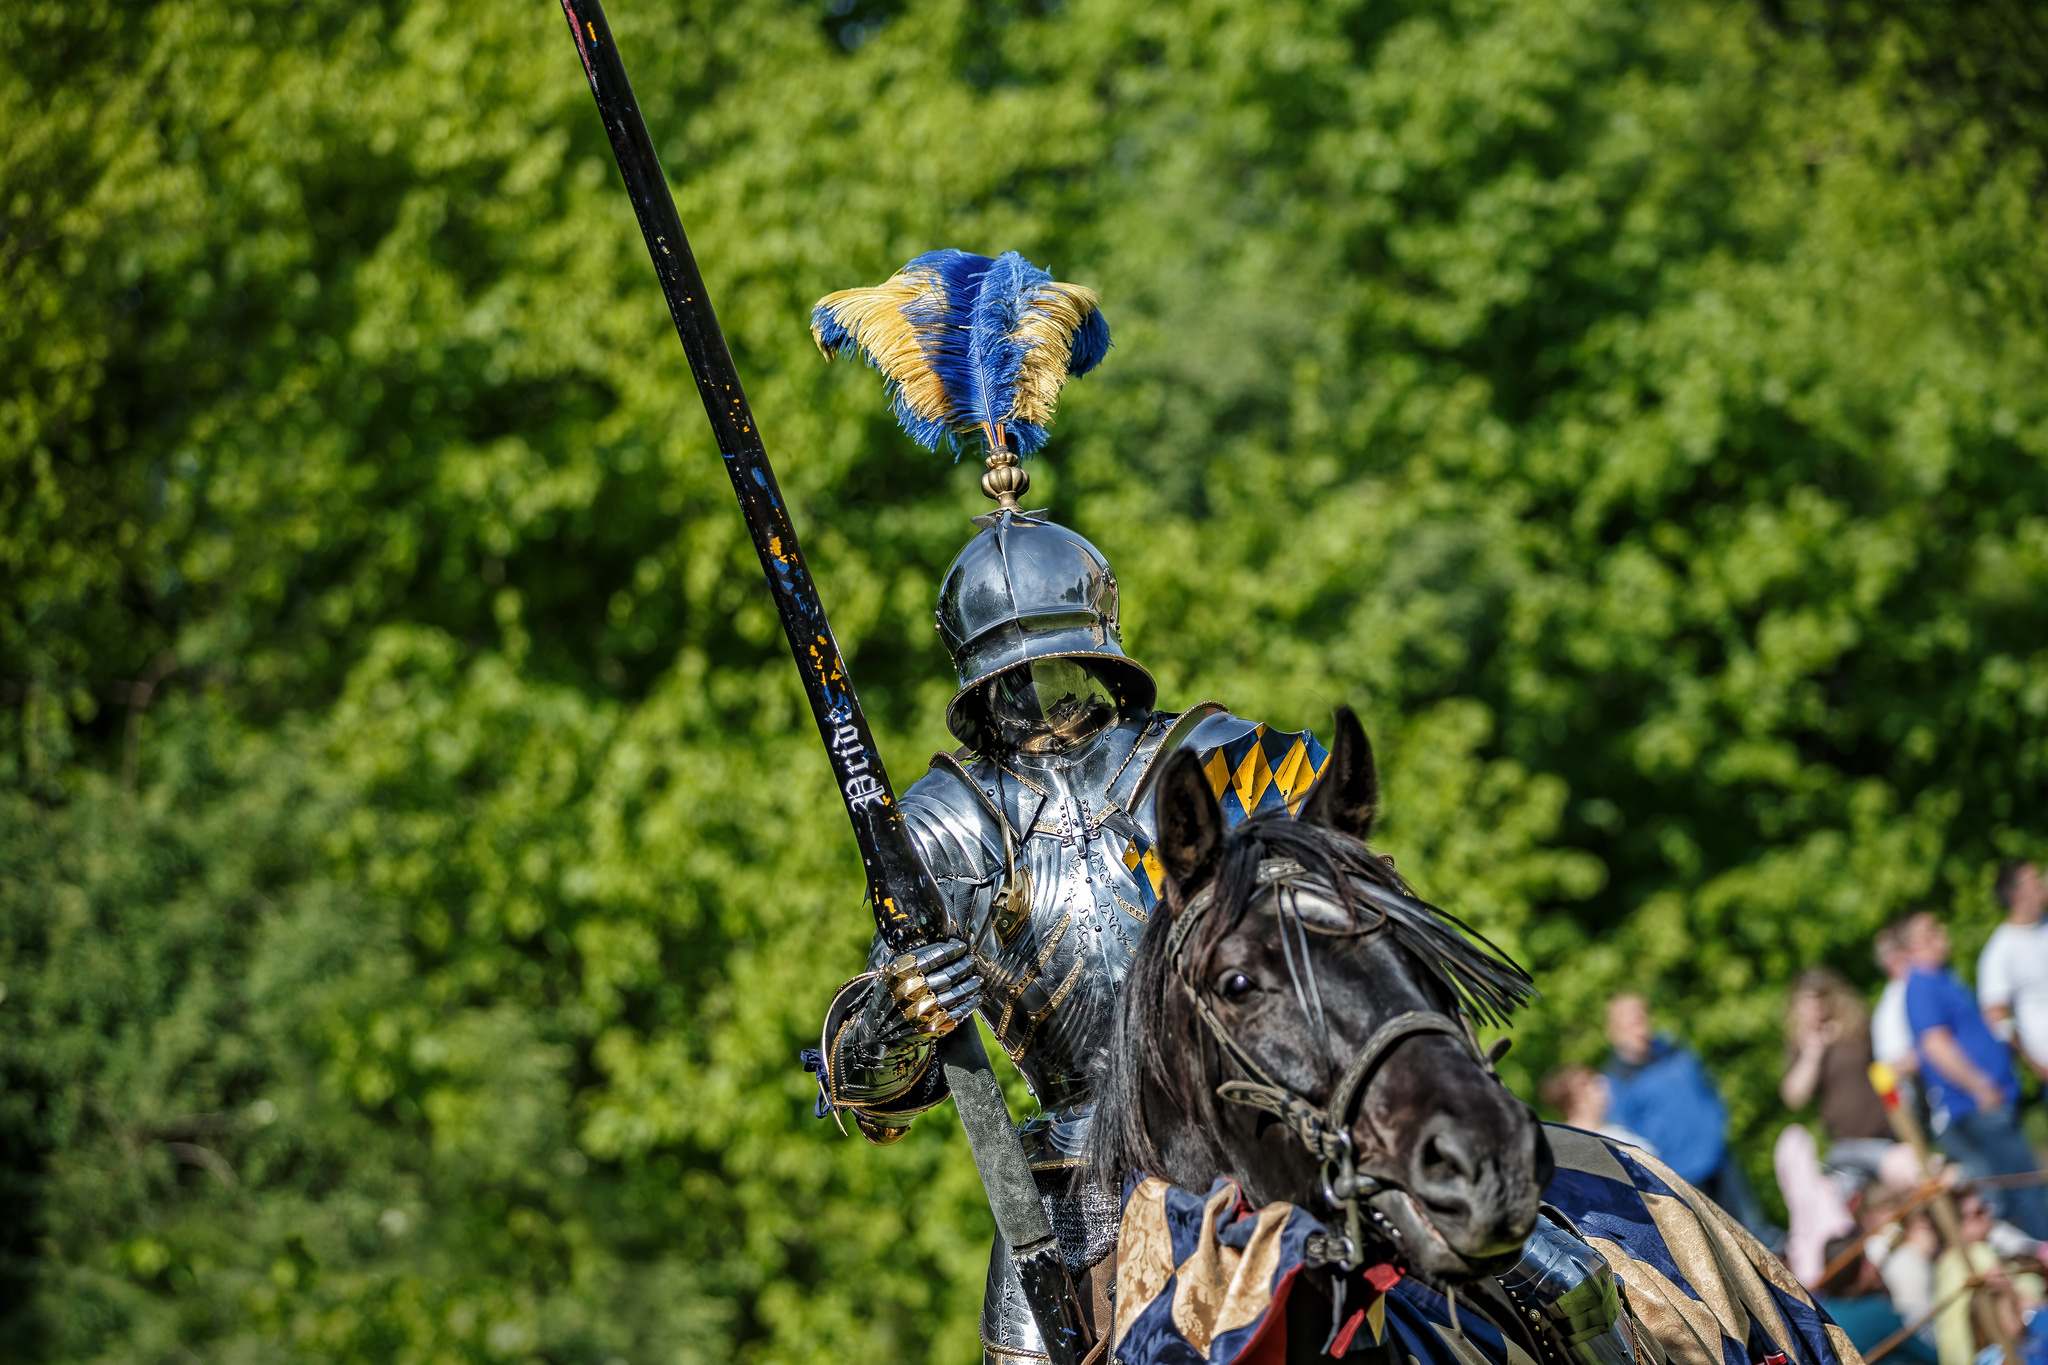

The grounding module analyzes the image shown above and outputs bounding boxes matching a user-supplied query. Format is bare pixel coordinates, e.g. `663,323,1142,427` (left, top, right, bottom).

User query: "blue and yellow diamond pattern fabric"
1201,722,1329,825
1111,1127,1861,1365
1120,722,1329,910
1541,1126,1861,1365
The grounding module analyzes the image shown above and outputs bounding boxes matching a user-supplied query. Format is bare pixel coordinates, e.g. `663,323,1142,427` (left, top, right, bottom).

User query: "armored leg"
981,1171,1121,1363
981,1234,1050,1364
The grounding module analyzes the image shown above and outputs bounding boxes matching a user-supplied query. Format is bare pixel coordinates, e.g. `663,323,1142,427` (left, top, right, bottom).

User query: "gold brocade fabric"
1544,1125,1864,1365
1111,1127,1864,1365
1116,1179,1296,1354
1112,1175,1406,1362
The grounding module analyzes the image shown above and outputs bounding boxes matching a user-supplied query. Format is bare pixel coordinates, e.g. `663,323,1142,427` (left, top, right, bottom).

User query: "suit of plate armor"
793,247,1627,1364
809,511,1626,1365
813,510,1327,1362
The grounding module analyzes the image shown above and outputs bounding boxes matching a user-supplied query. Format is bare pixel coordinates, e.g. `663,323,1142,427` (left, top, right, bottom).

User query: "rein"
1165,857,1492,1271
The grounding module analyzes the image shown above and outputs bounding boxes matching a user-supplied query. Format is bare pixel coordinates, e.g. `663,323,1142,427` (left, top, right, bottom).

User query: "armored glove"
817,938,984,1143
865,938,984,1042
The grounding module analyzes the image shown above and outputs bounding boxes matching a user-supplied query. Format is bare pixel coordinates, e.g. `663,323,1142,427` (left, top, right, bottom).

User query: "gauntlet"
818,939,984,1143
872,938,983,1041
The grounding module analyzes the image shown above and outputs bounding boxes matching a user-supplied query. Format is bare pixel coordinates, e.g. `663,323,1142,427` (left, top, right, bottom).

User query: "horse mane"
1088,812,1535,1195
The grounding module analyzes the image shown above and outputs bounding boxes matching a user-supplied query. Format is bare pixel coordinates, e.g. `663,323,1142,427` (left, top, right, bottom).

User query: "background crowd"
1544,860,2048,1365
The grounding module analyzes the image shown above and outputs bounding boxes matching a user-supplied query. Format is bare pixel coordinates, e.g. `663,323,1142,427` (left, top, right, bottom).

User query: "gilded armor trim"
818,973,949,1141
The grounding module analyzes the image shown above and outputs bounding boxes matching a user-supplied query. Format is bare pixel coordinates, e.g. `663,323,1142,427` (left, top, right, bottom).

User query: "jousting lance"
551,4,1092,1360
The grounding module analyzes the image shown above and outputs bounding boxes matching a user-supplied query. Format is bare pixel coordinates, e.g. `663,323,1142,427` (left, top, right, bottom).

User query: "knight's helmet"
812,248,1152,747
935,511,1156,746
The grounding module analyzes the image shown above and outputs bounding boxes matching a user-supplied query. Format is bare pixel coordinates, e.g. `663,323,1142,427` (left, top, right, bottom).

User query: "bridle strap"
1211,1009,1471,1162
1167,858,1496,1268
1325,1010,1469,1133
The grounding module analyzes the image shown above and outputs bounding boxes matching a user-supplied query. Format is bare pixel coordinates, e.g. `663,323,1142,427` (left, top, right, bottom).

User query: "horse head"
1091,707,1552,1280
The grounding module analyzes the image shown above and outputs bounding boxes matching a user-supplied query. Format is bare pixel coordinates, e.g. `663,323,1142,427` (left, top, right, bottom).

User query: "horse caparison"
1088,708,1860,1365
1088,707,1552,1282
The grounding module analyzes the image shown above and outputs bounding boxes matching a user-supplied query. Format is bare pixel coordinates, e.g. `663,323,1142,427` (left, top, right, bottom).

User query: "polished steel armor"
825,699,1269,1361
817,511,1613,1363
819,512,1258,1361
937,511,1156,747
1500,1213,1636,1365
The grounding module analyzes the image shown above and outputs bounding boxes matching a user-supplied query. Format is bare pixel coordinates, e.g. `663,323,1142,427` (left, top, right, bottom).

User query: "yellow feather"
811,268,953,426
1007,283,1100,429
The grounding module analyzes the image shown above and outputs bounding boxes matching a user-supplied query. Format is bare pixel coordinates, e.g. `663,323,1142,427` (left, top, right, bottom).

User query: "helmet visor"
984,659,1121,754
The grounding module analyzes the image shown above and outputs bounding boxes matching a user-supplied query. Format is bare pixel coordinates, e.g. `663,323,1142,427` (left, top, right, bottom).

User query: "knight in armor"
813,504,1332,1360
804,250,1328,1361
803,249,1621,1365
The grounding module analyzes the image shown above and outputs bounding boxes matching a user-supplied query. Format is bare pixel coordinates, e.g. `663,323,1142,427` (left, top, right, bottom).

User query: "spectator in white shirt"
1870,921,1924,1134
1978,859,2048,1077
1871,922,1918,1072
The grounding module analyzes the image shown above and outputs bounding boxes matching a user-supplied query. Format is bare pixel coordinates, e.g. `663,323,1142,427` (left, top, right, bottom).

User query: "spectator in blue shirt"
1900,909,2048,1239
1604,993,1778,1245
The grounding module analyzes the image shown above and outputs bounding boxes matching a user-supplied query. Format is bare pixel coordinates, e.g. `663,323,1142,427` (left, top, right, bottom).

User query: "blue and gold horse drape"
1111,1125,1863,1365
1120,718,1330,912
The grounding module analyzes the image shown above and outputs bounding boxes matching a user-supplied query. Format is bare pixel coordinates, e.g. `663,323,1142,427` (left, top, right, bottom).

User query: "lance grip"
553,4,1090,1359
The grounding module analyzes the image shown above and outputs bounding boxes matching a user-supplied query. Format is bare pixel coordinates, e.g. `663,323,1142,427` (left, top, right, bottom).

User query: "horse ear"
1299,706,1379,840
1153,749,1225,903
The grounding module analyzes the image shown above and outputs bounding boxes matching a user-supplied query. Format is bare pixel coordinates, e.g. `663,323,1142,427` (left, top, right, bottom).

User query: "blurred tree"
2,0,2045,1359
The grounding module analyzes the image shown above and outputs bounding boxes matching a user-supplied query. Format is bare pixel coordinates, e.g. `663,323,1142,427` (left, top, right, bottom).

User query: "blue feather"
966,252,1041,448
1068,306,1111,376
913,249,997,454
811,248,1110,458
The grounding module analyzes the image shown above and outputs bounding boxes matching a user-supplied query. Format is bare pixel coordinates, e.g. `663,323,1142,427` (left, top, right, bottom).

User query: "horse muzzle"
1360,1101,1552,1279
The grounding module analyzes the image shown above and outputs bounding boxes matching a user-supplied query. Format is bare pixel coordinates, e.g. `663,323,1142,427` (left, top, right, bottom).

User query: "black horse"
1090,709,1853,1365
1093,707,1548,1280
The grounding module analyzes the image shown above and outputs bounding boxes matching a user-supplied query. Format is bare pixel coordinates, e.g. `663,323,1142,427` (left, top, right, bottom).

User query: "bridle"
1164,856,1498,1271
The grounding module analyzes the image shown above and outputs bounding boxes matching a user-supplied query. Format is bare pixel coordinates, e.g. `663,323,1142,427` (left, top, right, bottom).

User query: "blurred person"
1933,1191,2035,1365
1539,1064,1657,1152
1876,922,1923,1074
1980,860,2048,1079
1783,965,1895,1178
1875,919,1935,1162
1776,1122,1857,1288
1902,910,2048,1240
1605,992,1778,1243
1861,1181,1941,1339
1817,1229,1940,1365
1867,1151,2038,1260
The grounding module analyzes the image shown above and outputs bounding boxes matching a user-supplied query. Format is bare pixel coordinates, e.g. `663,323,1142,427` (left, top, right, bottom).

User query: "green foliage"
4,0,2046,1359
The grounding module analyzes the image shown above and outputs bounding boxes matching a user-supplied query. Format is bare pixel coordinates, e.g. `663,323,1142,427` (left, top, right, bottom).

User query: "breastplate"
898,704,1320,1164
967,714,1163,1121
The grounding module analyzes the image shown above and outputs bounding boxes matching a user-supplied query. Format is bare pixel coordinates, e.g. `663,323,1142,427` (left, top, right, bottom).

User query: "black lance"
552,4,1093,1360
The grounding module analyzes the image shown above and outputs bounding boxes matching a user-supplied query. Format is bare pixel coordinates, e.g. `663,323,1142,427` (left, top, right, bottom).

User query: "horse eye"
1217,971,1254,1001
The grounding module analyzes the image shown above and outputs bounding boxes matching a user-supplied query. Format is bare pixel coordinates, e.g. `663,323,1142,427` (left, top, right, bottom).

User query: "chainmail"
1038,1171,1120,1271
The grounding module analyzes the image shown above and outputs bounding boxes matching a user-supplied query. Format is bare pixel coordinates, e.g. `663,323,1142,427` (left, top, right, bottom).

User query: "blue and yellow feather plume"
811,249,1110,457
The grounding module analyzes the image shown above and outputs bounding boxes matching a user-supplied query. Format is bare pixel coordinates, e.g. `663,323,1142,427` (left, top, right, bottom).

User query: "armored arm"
818,765,1007,1142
